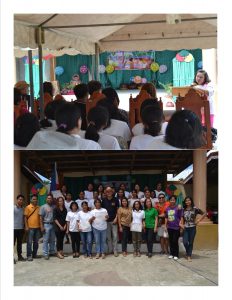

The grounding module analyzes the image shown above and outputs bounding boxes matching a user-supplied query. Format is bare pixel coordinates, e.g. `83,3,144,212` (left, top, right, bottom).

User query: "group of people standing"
14,182,206,263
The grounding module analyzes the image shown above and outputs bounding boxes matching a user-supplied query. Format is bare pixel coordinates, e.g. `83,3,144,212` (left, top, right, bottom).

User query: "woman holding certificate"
77,201,93,258
90,199,109,259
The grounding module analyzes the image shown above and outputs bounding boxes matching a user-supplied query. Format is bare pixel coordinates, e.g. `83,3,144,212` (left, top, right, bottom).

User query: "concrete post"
193,150,207,211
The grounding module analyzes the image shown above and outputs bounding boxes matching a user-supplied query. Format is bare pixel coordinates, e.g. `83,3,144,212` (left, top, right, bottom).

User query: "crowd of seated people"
14,79,208,150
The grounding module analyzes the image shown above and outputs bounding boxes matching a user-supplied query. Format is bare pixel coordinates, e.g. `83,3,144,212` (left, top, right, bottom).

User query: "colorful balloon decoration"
80,65,88,74
141,78,147,83
130,76,135,82
55,66,64,76
105,64,115,74
98,65,106,73
150,62,160,72
159,64,168,73
175,50,193,63
197,61,203,69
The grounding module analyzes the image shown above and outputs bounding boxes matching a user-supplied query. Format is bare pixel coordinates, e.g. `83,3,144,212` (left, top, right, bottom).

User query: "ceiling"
14,14,217,56
20,150,193,178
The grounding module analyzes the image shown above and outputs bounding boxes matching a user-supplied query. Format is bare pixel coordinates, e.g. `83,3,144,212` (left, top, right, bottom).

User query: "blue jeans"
183,226,196,257
43,224,56,256
27,228,40,257
80,231,92,256
93,227,107,254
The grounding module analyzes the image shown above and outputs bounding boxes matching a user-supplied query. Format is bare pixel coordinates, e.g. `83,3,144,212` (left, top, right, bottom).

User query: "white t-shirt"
102,119,131,142
27,131,101,150
132,210,145,224
130,134,164,150
77,211,92,232
137,191,145,199
88,199,95,210
129,198,139,208
84,191,94,200
66,211,79,232
132,122,168,136
91,208,108,231
154,190,166,198
64,200,74,212
79,131,121,150
70,134,102,150
148,135,181,150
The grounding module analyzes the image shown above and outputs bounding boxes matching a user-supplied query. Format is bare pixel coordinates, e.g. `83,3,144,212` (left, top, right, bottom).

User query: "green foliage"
61,82,76,90
158,81,173,95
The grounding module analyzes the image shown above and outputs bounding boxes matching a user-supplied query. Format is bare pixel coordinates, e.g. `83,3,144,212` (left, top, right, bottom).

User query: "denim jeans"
14,229,24,257
43,224,56,256
168,228,180,257
183,226,196,257
93,227,107,254
106,222,118,253
80,231,92,256
121,225,130,252
26,228,40,258
145,228,154,254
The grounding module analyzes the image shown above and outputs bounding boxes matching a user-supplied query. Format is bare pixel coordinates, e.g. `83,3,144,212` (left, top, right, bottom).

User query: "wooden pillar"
14,151,21,203
193,150,207,211
50,56,56,81
95,43,100,81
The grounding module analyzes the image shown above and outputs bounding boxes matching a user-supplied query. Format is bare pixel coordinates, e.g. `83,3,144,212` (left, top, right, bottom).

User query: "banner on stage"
108,51,155,70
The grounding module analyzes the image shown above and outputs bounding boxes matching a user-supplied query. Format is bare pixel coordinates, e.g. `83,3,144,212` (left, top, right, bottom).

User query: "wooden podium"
172,86,192,97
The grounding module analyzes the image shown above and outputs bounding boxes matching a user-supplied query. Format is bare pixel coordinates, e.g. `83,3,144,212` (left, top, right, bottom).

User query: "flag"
50,162,59,191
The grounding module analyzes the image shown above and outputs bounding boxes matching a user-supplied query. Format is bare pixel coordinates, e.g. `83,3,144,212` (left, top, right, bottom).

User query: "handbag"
130,223,142,232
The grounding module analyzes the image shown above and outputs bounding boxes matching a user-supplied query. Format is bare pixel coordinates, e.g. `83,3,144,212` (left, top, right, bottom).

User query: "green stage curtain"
56,54,93,88
64,174,164,199
99,49,202,89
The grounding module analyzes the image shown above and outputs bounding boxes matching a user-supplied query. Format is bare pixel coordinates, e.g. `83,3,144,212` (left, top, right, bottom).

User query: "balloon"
105,64,115,74
141,78,147,83
179,50,189,57
130,76,135,82
176,53,185,62
80,65,88,74
98,65,106,73
134,76,142,84
55,66,64,76
184,53,193,62
159,64,168,73
197,61,203,69
150,62,159,72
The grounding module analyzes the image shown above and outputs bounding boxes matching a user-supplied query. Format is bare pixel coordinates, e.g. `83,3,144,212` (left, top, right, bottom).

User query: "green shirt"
145,207,158,229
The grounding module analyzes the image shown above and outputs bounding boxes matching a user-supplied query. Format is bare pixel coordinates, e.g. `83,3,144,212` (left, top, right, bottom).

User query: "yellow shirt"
24,204,40,228
117,207,132,227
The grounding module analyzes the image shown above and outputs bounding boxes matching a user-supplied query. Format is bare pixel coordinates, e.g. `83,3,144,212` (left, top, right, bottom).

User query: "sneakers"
102,254,106,259
114,252,119,257
95,253,100,259
89,255,93,259
168,255,173,259
27,256,33,262
173,256,179,261
18,256,27,261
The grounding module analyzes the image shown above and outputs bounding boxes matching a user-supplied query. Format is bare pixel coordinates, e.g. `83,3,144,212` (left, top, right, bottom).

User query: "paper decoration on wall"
130,76,135,82
106,64,115,74
159,64,168,73
134,76,142,84
197,61,203,69
150,62,160,72
184,53,193,62
175,50,193,63
43,54,54,60
98,65,106,73
80,65,88,74
55,66,64,76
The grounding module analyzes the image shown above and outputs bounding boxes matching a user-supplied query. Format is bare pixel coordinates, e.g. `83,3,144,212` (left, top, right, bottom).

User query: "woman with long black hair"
181,196,206,261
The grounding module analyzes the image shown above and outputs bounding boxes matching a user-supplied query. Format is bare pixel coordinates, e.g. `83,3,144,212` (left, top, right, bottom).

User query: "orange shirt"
24,204,40,228
155,202,170,225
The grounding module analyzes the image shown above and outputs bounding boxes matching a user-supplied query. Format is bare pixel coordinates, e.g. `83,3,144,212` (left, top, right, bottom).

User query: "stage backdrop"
100,49,202,89
64,174,164,199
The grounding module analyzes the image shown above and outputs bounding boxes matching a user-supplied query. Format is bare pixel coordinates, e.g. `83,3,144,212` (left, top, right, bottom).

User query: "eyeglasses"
159,196,165,199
